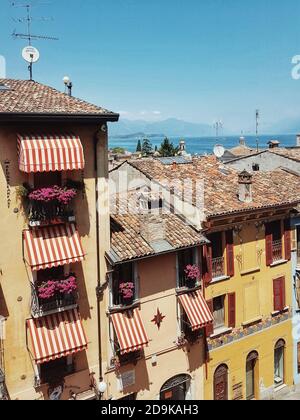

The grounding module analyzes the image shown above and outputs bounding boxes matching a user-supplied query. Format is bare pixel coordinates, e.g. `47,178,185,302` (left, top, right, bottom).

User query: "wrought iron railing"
272,240,283,262
212,257,225,279
31,283,78,318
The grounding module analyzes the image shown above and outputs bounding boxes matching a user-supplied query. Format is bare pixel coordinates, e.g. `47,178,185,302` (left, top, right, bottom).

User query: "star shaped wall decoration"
151,309,166,330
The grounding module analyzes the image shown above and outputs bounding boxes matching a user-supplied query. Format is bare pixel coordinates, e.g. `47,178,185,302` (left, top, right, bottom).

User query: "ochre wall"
204,218,293,400
0,123,109,400
104,252,206,400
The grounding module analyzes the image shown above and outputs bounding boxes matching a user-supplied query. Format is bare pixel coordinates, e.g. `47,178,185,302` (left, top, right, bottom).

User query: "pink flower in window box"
184,265,200,281
119,282,135,300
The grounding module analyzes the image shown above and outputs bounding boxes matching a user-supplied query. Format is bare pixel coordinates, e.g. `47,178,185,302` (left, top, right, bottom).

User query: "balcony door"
246,351,258,400
214,364,228,400
274,340,285,387
160,375,191,401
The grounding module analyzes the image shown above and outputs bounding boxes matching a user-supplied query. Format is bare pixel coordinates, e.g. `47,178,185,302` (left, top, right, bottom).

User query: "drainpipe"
94,129,107,399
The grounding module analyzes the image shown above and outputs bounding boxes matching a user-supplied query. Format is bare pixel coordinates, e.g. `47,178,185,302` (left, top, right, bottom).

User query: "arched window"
214,364,228,400
160,374,191,401
246,351,259,400
274,339,285,387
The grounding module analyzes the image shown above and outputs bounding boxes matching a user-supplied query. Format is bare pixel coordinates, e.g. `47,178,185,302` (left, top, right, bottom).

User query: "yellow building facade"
204,212,294,400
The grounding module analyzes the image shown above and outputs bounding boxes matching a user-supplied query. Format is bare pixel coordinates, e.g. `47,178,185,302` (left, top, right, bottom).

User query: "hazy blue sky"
1,0,300,132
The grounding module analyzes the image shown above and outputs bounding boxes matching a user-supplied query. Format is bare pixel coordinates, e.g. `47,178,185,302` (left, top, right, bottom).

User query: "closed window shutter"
284,219,292,261
202,245,213,286
206,299,214,336
265,223,273,266
291,226,297,251
226,230,235,277
228,293,236,328
273,277,285,311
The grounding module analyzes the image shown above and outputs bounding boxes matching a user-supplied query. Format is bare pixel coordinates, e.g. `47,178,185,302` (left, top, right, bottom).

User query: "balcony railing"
212,257,225,279
31,284,78,318
272,240,283,262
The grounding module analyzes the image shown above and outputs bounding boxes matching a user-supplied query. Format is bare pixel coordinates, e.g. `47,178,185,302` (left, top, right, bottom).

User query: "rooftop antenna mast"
255,109,260,152
11,1,58,80
214,120,223,142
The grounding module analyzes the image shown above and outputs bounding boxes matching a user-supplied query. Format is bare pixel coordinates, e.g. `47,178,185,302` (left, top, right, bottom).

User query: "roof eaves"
0,112,120,123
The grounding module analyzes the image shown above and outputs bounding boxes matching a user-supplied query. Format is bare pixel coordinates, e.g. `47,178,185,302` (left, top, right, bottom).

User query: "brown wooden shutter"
265,223,273,266
228,293,236,328
226,230,235,277
291,226,297,251
202,244,213,286
273,277,285,312
206,299,214,336
284,219,292,261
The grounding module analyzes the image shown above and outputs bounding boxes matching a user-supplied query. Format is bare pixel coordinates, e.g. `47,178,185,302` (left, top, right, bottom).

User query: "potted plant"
184,265,200,288
57,274,78,303
38,280,57,301
119,282,135,305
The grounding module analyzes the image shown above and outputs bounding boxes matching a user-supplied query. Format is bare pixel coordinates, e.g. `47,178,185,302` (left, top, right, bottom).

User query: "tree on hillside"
136,139,142,153
159,137,178,157
112,147,126,154
142,138,153,156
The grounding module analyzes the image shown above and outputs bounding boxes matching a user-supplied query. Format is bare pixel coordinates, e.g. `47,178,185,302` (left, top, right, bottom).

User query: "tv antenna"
255,109,260,152
11,1,58,80
213,120,223,142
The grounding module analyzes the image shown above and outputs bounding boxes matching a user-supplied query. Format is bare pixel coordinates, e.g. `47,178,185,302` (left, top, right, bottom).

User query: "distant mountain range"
108,118,216,138
108,117,300,138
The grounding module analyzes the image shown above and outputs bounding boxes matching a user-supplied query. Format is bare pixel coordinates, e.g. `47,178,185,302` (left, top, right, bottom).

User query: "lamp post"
63,76,73,97
98,379,107,400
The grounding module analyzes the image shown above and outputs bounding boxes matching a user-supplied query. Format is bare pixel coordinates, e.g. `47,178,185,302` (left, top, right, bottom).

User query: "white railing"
272,240,283,262
212,257,225,279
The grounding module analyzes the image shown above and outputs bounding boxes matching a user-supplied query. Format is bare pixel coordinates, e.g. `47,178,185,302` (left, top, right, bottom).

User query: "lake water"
109,134,298,155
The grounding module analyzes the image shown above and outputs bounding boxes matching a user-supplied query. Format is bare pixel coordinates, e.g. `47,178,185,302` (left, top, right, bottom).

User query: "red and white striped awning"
111,309,149,355
178,291,213,331
27,309,88,364
23,224,85,271
18,134,85,173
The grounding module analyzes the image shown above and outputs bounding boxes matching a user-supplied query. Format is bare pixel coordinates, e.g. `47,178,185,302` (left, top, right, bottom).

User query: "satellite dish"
22,46,40,63
214,144,225,158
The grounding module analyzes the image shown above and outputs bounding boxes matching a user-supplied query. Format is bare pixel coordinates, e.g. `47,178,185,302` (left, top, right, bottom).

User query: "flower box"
119,282,135,305
17,183,79,224
184,265,200,288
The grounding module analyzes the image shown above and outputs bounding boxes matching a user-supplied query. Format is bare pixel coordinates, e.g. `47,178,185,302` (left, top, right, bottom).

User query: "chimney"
238,170,253,203
140,214,166,243
297,134,300,147
268,140,280,149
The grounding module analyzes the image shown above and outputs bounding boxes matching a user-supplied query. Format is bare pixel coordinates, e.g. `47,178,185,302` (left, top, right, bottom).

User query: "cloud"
152,110,161,115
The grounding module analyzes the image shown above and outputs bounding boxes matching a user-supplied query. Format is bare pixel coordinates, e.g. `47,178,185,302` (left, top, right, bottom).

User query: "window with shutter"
273,277,285,312
228,293,236,328
284,219,291,261
226,230,235,277
265,223,273,266
206,299,214,336
202,245,213,285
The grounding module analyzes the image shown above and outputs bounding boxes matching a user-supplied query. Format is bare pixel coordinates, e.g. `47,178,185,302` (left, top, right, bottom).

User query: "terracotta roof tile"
128,156,300,218
0,79,118,117
109,192,208,263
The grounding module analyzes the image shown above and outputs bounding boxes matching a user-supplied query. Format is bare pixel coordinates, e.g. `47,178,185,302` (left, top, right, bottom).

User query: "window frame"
38,355,74,385
212,295,226,330
176,247,198,290
110,262,139,309
274,339,285,387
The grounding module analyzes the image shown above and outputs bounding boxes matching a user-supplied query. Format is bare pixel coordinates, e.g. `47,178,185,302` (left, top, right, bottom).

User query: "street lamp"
98,380,107,399
63,76,73,97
